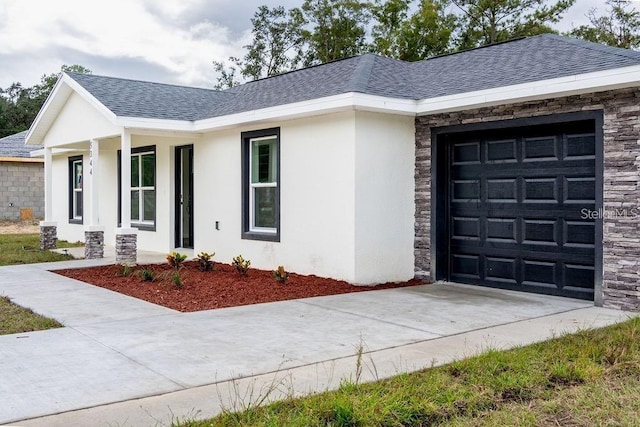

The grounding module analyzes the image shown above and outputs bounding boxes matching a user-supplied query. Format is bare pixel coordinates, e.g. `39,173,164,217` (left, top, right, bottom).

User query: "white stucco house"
26,35,640,310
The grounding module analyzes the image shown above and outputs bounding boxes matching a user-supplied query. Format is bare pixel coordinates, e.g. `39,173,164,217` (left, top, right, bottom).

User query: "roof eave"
0,156,43,163
416,64,640,115
193,92,417,132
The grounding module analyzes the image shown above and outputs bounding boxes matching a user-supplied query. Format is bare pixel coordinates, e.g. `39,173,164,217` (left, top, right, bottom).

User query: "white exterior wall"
195,112,357,281
354,111,416,283
42,93,119,147
46,99,415,284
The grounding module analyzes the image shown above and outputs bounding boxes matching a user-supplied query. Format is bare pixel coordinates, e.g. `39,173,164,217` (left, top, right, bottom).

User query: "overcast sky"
0,0,621,90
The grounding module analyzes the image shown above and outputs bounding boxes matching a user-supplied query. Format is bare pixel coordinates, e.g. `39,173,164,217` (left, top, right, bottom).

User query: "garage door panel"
451,217,481,240
565,134,596,159
564,177,595,202
564,221,595,247
452,142,481,164
445,120,596,299
522,260,557,286
451,254,481,279
564,264,595,289
485,257,517,283
486,218,517,241
486,139,518,163
523,136,560,161
452,180,481,200
522,219,558,246
523,178,559,202
486,179,518,201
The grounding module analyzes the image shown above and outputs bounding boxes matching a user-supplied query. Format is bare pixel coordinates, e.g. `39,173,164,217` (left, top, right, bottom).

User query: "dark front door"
443,120,597,300
175,145,194,248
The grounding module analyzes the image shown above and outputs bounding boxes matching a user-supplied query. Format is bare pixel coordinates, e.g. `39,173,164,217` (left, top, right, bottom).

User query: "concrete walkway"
0,255,636,426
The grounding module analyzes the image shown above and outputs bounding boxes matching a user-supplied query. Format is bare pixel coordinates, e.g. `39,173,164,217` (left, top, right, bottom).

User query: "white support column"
40,146,57,250
85,139,104,259
89,139,100,226
116,129,137,264
43,147,53,222
120,129,132,229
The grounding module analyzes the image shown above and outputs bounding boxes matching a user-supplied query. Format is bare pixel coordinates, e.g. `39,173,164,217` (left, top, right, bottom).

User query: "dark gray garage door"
445,120,596,300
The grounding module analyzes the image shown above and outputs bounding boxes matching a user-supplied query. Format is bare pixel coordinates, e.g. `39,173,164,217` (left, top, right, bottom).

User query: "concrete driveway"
0,257,634,426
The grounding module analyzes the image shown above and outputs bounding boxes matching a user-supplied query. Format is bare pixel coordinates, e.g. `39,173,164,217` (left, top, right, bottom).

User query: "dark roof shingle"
0,131,40,158
68,34,640,121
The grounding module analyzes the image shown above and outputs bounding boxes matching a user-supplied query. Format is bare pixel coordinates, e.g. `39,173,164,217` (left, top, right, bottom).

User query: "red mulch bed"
54,261,423,312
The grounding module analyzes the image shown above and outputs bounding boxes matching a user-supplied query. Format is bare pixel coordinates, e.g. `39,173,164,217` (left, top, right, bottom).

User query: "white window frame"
131,150,155,226
249,136,278,234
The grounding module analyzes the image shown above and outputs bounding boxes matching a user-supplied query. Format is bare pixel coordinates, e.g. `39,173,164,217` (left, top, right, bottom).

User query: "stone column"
116,228,137,264
39,221,57,250
84,226,105,259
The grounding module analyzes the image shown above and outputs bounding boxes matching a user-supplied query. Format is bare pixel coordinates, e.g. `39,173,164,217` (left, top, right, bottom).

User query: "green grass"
177,317,640,427
0,233,80,266
0,295,62,335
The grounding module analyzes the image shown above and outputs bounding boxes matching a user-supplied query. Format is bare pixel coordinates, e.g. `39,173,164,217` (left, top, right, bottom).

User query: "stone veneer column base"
115,228,137,264
84,226,105,259
39,221,57,250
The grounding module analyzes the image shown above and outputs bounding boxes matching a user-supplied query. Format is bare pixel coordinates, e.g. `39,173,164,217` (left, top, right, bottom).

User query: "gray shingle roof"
0,131,41,158
68,34,640,122
68,73,232,120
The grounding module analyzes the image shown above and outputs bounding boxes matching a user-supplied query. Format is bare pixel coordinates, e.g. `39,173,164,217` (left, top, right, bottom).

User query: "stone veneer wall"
116,234,137,264
40,225,57,250
0,161,44,220
84,231,104,259
415,88,640,311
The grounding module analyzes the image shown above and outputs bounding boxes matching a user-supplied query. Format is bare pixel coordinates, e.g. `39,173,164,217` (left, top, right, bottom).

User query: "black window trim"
241,128,281,242
68,155,83,224
117,145,157,232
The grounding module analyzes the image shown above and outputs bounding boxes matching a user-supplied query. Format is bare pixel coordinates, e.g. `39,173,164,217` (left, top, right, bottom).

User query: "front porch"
38,128,198,264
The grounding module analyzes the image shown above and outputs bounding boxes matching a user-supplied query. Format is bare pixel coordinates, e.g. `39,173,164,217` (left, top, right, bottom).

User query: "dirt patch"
0,220,40,234
55,261,424,312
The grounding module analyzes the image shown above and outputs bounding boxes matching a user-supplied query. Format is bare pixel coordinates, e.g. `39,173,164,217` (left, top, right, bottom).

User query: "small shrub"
232,254,251,276
272,265,289,284
171,271,183,288
119,263,133,277
167,252,187,270
195,251,215,272
138,268,155,282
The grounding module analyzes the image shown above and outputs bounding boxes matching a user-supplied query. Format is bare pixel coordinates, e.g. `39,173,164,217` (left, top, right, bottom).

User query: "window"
242,128,280,241
68,156,83,223
118,146,156,230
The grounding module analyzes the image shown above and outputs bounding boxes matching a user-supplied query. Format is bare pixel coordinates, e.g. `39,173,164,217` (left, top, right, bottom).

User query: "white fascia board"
25,78,71,146
193,92,417,132
30,148,81,158
30,149,45,158
417,65,640,115
351,93,417,116
117,116,195,132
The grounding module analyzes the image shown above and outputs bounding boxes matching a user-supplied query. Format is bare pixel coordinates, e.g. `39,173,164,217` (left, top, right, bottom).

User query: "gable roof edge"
26,73,119,146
